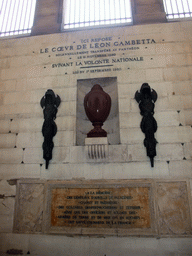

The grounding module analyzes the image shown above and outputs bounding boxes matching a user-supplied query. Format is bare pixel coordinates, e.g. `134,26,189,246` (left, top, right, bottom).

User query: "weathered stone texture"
183,143,192,160
10,118,43,133
14,182,45,233
0,2,191,254
0,134,16,148
0,21,191,175
31,0,62,35
0,180,16,233
0,148,23,164
133,0,166,24
0,215,14,233
157,182,191,235
0,180,16,196
168,160,192,178
0,164,41,180
23,147,70,165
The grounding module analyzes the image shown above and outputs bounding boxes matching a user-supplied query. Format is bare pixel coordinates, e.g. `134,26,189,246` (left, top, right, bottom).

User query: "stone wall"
0,7,192,255
31,0,166,35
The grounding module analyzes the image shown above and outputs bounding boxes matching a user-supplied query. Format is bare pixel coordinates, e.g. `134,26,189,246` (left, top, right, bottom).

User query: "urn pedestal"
85,137,108,159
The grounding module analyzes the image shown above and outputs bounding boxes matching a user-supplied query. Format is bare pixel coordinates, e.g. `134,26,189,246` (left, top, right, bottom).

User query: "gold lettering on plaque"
51,187,151,229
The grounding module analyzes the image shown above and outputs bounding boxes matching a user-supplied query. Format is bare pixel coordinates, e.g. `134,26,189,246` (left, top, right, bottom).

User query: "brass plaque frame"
44,180,157,236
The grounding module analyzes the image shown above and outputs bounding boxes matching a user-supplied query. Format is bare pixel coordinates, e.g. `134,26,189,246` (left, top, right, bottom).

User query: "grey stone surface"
0,232,192,255
0,180,16,196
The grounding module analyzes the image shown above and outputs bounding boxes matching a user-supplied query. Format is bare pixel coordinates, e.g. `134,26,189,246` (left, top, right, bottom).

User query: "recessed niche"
76,77,120,146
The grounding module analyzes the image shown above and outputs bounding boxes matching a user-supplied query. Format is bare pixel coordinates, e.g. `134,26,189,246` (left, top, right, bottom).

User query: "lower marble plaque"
51,187,150,228
46,181,156,235
13,179,191,236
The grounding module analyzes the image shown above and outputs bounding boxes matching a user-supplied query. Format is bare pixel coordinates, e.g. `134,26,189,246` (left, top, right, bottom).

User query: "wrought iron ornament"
40,89,61,169
135,83,158,167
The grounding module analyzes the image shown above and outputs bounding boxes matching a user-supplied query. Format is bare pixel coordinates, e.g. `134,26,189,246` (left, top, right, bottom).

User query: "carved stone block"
156,181,191,235
85,137,108,159
14,181,45,233
13,179,192,237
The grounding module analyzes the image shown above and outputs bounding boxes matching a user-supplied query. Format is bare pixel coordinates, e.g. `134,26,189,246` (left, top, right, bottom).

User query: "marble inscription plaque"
157,182,191,235
51,187,151,229
14,182,44,233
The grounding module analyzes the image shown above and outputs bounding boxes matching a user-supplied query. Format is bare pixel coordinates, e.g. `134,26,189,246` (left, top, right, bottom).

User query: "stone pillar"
31,0,63,36
31,0,167,36
132,0,167,25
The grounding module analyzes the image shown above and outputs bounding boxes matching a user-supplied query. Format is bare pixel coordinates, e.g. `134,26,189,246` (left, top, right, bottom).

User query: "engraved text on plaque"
51,187,151,229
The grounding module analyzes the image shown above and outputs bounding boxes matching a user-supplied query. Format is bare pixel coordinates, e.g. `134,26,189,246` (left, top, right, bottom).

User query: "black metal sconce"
135,83,158,167
40,89,61,169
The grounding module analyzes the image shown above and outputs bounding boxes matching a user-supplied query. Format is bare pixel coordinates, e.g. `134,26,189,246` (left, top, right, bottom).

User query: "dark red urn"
84,84,111,137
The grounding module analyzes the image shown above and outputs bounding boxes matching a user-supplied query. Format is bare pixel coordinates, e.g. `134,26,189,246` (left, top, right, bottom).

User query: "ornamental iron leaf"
40,89,61,169
135,83,158,167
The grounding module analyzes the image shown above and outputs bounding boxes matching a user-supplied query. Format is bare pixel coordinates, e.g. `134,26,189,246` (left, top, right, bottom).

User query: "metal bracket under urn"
135,83,158,167
40,89,61,169
84,84,111,159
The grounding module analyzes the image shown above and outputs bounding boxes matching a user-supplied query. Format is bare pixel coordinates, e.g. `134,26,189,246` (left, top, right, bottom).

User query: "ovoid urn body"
84,84,111,137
